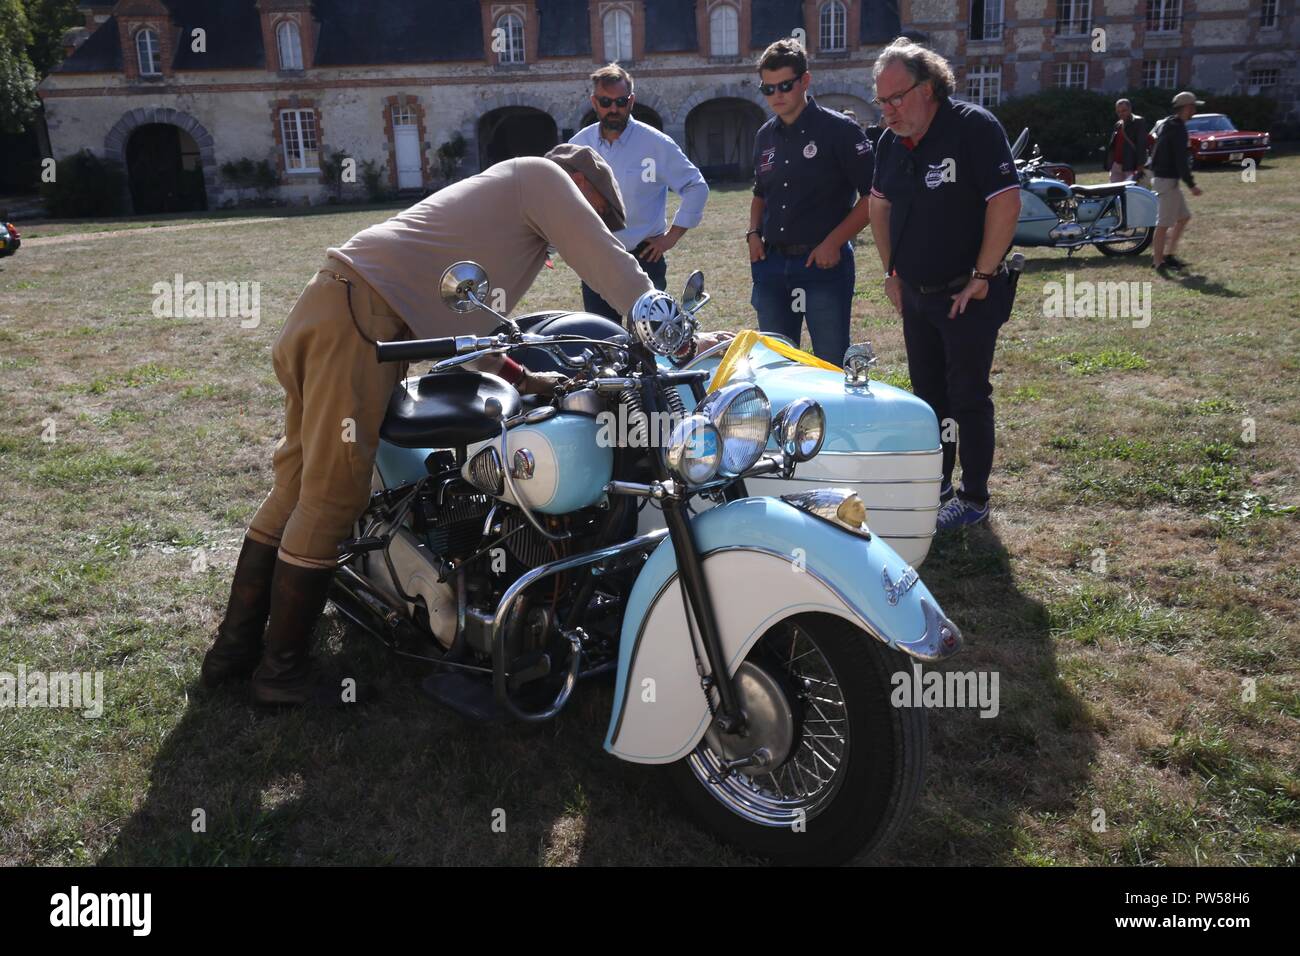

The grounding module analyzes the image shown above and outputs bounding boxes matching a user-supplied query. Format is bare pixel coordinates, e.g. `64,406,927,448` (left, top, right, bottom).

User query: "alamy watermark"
1042,275,1152,328
890,663,999,718
1,665,104,718
151,272,261,328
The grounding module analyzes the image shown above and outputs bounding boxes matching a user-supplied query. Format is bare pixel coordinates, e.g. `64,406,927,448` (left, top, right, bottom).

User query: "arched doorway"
578,103,665,132
477,107,558,168
125,124,208,214
684,98,766,181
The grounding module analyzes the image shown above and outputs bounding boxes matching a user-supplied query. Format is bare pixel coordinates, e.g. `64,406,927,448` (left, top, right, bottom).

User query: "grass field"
1,153,1296,866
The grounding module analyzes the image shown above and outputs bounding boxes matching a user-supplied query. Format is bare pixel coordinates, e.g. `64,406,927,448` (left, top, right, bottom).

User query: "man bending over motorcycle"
200,145,659,707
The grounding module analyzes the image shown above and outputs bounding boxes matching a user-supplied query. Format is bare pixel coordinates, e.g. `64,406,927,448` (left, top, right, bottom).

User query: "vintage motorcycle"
331,263,962,865
1012,127,1157,256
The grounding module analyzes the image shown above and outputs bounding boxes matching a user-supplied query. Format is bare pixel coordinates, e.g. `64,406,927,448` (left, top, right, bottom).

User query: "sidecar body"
655,339,942,566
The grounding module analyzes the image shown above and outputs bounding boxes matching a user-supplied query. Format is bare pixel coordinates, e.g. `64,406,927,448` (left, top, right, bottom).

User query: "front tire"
662,613,927,865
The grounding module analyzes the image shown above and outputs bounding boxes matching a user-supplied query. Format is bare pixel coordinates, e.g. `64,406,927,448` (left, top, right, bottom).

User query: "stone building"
39,0,1296,213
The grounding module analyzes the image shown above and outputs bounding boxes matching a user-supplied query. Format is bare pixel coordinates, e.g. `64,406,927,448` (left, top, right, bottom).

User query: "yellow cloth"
707,330,841,392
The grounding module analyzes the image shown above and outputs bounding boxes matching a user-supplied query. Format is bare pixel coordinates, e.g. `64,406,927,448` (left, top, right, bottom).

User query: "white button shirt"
570,117,710,250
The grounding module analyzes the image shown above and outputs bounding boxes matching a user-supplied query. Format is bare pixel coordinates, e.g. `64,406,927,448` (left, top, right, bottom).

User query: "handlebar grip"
375,337,459,363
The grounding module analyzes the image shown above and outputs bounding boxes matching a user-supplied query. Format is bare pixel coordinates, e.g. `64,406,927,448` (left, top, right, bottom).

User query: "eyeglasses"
758,74,804,96
596,95,631,108
871,80,921,110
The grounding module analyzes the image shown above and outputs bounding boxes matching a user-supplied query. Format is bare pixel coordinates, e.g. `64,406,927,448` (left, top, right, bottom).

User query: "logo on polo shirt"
803,141,818,159
924,158,957,188
758,146,776,173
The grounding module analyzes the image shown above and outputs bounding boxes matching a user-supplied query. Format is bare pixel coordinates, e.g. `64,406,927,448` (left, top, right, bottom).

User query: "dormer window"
603,9,632,61
136,28,161,76
496,13,524,64
709,4,738,57
277,20,303,70
819,1,847,52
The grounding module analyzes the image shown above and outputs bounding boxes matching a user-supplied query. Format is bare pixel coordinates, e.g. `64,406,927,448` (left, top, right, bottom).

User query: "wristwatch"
744,229,761,240
971,267,999,281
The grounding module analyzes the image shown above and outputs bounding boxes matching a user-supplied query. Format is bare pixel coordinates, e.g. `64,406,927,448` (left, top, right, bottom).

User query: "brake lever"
430,347,508,372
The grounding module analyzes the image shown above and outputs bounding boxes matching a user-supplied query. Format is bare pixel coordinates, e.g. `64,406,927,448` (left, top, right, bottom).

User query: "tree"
0,0,40,133
23,0,82,78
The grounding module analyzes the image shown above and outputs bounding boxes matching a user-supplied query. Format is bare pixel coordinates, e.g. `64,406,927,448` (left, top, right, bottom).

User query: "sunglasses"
596,95,631,108
871,80,920,110
758,74,804,96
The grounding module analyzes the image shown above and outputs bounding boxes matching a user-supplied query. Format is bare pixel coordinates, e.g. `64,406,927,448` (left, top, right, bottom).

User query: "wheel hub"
704,661,796,777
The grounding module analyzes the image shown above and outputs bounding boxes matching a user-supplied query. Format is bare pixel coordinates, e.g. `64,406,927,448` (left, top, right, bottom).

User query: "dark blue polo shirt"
752,96,875,247
870,98,1020,287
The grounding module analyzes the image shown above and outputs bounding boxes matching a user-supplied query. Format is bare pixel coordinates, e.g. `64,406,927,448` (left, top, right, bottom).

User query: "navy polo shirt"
870,98,1020,287
753,96,875,247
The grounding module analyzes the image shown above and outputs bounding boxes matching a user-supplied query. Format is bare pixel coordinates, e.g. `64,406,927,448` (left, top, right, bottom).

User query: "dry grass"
0,153,1296,866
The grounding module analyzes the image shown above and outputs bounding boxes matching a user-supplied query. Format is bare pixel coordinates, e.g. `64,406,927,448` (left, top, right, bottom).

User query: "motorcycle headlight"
696,382,772,477
666,415,722,485
772,398,825,463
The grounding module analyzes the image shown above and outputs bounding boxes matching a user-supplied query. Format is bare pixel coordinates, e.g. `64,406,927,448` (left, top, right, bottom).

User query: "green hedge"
39,149,125,217
992,88,1286,166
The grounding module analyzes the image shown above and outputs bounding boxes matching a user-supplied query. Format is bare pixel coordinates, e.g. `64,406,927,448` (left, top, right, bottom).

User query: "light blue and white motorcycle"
1012,127,1158,257
335,263,961,865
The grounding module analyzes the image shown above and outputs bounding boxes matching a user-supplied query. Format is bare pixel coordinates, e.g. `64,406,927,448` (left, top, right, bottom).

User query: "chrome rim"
686,621,849,827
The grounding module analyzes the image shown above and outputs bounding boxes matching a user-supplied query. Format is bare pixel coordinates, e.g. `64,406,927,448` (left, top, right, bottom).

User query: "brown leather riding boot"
200,536,279,688
250,559,345,707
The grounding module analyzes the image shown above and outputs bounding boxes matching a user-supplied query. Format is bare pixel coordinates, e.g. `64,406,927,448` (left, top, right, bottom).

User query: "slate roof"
645,0,698,53
55,15,122,72
56,1,903,74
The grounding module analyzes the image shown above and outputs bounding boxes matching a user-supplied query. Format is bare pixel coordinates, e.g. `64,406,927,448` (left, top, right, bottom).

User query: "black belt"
907,263,1006,296
765,242,816,257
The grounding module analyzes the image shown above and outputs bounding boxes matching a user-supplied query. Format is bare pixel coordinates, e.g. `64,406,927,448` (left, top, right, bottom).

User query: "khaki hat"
1171,91,1205,108
544,143,627,233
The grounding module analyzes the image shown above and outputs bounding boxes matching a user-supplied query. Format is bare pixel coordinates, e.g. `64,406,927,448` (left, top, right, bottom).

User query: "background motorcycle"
332,264,963,864
1012,127,1157,257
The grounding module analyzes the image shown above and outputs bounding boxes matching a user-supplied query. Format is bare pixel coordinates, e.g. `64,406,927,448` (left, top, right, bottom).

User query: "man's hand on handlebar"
519,370,568,397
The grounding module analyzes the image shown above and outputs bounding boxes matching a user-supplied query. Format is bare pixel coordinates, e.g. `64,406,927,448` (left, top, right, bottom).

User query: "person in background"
1150,91,1204,274
1107,98,1149,182
868,37,1021,532
747,38,874,365
569,63,709,319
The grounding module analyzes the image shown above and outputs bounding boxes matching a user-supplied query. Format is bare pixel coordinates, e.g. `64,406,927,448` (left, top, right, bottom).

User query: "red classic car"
1149,113,1271,166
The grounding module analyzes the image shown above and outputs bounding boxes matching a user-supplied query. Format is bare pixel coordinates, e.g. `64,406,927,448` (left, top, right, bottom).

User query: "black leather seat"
380,369,520,449
1071,182,1128,197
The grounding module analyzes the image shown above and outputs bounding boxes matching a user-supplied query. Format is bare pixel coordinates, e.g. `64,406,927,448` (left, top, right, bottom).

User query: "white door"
394,125,421,189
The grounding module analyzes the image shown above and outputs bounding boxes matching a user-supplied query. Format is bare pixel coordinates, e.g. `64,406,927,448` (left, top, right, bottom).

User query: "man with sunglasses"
570,63,710,319
867,38,1021,532
748,38,875,364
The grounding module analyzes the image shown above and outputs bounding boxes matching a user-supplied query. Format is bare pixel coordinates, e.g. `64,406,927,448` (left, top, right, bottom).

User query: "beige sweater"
327,157,653,338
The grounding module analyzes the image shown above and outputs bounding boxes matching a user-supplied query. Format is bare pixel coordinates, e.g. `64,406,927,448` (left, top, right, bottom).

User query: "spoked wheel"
1095,226,1153,256
662,613,927,865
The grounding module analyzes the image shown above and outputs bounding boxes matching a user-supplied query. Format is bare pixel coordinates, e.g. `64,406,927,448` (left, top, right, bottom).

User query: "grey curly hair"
872,37,956,101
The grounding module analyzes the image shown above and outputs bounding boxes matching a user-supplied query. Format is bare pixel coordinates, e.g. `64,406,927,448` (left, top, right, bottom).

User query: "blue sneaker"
939,480,955,504
937,495,989,531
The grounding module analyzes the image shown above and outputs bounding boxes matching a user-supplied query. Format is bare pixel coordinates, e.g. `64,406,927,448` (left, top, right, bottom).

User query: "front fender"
604,496,961,764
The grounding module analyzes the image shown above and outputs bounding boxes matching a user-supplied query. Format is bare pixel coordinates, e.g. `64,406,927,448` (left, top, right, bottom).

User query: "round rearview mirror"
440,261,490,314
682,270,706,311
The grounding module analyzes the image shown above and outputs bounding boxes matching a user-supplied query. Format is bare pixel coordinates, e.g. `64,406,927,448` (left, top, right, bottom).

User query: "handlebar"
375,334,490,363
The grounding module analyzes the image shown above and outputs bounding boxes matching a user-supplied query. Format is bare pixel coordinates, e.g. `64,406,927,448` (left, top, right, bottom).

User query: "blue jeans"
750,244,854,365
581,253,667,321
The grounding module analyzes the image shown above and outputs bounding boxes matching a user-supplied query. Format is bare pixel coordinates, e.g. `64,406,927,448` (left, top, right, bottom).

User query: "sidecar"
670,339,942,566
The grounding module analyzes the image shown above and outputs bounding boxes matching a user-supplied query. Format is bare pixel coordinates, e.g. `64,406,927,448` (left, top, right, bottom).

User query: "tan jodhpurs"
247,256,409,569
